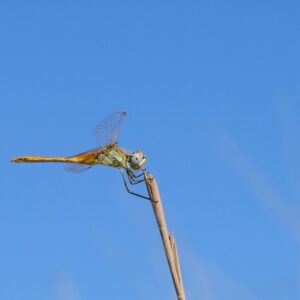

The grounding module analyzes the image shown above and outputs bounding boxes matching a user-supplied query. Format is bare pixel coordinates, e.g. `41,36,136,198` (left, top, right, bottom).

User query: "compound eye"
130,150,147,170
132,153,142,163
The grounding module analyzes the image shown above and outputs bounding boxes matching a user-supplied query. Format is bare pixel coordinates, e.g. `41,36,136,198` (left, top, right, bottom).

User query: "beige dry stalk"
144,171,186,300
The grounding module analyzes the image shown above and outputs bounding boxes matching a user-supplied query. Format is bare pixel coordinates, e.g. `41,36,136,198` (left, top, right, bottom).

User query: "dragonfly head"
129,150,147,170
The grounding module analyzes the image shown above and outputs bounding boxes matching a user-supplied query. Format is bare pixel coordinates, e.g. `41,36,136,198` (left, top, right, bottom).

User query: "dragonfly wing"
64,163,93,173
93,111,126,146
64,147,101,173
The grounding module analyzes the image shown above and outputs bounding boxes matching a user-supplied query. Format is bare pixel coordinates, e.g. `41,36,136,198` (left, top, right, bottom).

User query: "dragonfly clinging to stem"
11,111,150,200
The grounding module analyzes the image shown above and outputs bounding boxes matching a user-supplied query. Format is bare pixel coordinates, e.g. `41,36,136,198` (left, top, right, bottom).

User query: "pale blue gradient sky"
1,1,300,299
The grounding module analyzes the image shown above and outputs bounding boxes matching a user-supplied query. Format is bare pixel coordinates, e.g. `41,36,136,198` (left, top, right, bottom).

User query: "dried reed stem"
144,171,186,300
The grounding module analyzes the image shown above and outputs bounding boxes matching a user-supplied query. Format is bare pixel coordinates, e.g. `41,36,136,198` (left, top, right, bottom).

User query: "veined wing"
93,111,126,147
65,111,126,173
64,163,92,173
64,147,102,173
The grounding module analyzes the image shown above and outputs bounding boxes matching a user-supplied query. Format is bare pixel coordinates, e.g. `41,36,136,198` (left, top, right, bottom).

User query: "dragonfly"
11,111,150,200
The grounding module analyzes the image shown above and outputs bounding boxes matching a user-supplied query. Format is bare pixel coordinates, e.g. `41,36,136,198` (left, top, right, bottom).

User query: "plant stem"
144,171,186,300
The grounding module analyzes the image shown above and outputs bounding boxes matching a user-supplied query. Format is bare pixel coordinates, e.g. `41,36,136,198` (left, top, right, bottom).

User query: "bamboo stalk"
144,171,186,300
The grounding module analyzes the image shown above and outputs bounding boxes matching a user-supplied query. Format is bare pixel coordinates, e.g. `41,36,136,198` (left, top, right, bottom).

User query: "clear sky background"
1,1,300,299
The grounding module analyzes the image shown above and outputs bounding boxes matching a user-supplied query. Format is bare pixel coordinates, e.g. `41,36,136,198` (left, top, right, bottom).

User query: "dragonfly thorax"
129,150,147,170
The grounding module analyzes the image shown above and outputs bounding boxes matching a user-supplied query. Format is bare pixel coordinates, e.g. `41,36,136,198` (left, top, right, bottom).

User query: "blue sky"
1,1,300,299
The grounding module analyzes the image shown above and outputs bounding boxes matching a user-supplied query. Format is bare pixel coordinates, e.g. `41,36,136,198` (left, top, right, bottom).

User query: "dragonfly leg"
127,170,146,185
127,168,151,184
120,170,151,201
134,170,146,178
135,168,149,178
130,178,146,185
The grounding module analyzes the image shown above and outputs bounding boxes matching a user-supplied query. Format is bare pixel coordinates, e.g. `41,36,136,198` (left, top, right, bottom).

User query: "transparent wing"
93,111,126,146
64,147,100,173
64,163,93,173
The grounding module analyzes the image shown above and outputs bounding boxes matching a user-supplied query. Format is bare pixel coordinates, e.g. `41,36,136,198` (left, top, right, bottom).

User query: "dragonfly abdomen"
11,156,72,163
